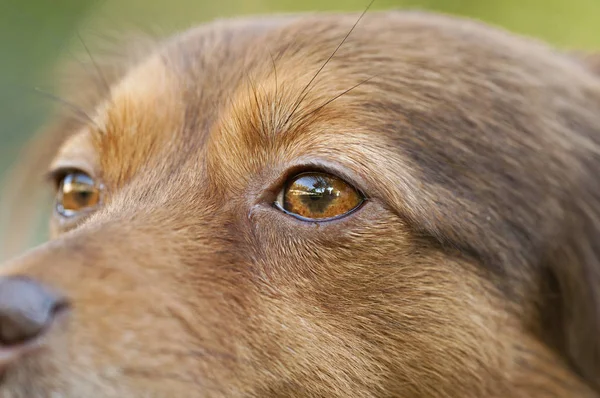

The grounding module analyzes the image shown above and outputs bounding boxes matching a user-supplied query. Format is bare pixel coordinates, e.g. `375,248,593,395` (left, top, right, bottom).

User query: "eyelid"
267,163,368,200
45,168,79,190
46,162,97,188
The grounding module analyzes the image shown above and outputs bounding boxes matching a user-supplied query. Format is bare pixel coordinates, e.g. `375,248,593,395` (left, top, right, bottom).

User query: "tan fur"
1,11,600,397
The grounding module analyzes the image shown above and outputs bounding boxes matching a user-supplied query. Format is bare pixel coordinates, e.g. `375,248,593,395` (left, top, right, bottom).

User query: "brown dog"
1,10,600,397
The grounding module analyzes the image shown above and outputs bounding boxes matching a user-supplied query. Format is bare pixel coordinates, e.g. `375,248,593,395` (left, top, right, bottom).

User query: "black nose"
0,276,67,346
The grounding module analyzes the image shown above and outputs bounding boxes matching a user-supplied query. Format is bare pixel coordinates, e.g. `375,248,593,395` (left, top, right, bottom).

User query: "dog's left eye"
274,172,364,221
54,171,102,218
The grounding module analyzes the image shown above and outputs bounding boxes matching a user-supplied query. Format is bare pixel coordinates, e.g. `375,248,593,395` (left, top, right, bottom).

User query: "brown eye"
275,172,364,220
55,172,101,217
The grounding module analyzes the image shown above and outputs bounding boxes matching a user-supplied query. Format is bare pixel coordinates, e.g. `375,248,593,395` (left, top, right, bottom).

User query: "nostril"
0,276,68,346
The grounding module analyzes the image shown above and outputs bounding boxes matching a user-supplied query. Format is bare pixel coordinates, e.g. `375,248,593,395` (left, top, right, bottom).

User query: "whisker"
300,74,378,123
269,50,278,104
33,87,98,127
282,0,375,128
245,71,268,135
76,31,111,95
238,78,261,135
267,49,280,131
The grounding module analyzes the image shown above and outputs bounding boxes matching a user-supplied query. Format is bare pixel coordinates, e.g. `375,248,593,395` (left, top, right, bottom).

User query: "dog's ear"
536,53,600,390
0,33,158,260
540,104,600,391
542,215,600,392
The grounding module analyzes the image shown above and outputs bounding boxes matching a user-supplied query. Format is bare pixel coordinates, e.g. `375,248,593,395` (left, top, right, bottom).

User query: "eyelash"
46,168,83,190
271,164,367,197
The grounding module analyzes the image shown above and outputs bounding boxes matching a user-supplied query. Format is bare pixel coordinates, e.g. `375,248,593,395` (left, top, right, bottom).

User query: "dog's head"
1,11,600,397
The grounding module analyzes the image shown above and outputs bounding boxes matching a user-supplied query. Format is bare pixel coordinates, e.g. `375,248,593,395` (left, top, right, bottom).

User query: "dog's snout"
0,276,67,346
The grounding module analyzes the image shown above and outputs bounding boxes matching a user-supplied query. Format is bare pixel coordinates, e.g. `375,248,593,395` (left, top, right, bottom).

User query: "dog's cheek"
244,209,529,397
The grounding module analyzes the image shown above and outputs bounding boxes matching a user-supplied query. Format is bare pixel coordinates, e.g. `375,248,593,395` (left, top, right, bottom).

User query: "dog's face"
1,11,600,397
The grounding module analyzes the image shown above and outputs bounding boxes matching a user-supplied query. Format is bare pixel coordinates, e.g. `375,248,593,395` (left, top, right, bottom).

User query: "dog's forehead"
92,15,379,189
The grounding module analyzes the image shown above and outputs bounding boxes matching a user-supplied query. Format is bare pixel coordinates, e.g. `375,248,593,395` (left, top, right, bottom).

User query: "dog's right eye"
274,172,364,221
54,171,102,218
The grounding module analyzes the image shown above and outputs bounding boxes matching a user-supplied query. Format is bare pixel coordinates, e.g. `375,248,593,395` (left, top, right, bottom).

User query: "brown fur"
1,10,600,397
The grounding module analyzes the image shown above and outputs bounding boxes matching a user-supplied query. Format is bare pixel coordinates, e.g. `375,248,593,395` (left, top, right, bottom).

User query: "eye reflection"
56,172,101,217
276,172,364,220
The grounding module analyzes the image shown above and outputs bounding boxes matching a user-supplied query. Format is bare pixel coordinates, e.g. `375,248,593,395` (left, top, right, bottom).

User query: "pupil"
75,190,91,204
296,176,335,213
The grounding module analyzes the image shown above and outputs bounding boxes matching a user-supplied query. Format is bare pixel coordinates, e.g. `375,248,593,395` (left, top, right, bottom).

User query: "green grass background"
0,0,599,245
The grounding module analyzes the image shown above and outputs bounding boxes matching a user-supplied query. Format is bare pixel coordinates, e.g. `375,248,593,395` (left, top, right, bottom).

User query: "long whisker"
269,50,278,105
267,49,280,131
300,74,378,123
33,87,98,127
245,71,268,135
282,0,375,128
237,73,261,135
76,31,111,95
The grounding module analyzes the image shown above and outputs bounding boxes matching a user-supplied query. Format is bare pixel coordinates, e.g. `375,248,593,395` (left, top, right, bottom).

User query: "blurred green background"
0,0,599,247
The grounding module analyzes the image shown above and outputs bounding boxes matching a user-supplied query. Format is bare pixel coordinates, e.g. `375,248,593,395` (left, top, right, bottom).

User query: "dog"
0,9,600,397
